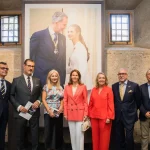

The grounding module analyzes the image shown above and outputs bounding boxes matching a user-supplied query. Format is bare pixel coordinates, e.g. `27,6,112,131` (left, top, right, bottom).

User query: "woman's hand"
58,106,63,114
83,116,87,121
106,118,111,124
64,115,67,120
48,109,55,118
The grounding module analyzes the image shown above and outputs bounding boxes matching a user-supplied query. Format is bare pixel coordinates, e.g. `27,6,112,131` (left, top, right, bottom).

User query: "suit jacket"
88,86,115,120
10,75,42,118
0,80,11,120
64,84,88,121
112,80,141,125
30,28,66,87
139,83,150,121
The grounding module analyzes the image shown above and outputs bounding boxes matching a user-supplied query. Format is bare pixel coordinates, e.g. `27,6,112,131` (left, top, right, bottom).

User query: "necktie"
120,84,124,101
27,76,31,92
1,80,5,97
53,33,57,43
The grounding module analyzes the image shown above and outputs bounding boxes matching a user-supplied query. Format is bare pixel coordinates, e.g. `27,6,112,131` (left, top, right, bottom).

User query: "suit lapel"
32,77,36,94
144,83,150,100
20,75,31,94
57,34,64,60
123,81,131,101
116,83,121,101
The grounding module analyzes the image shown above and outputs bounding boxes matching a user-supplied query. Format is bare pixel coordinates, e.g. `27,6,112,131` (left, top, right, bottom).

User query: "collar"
48,26,55,35
119,80,128,85
147,83,150,86
23,74,32,79
0,78,5,81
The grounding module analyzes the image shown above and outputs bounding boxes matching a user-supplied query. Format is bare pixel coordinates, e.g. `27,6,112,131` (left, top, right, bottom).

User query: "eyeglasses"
0,67,9,71
118,73,127,76
26,65,35,68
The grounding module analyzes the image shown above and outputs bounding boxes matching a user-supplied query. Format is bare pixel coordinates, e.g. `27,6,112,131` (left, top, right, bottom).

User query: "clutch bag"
81,118,91,132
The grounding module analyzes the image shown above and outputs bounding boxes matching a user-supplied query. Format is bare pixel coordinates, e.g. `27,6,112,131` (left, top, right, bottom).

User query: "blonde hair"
95,72,108,88
46,69,61,89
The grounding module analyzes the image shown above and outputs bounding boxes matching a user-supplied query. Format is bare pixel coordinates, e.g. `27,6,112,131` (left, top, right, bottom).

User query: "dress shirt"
148,83,150,99
119,80,128,93
0,78,6,94
48,26,58,42
17,74,40,112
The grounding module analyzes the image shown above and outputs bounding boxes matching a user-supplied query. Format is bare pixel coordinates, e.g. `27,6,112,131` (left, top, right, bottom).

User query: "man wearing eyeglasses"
0,62,11,150
112,68,141,150
10,59,42,150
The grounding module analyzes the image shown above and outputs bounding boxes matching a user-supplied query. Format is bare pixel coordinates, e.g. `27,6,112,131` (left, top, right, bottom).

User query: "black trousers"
115,117,134,150
44,113,63,149
0,112,8,150
15,116,39,150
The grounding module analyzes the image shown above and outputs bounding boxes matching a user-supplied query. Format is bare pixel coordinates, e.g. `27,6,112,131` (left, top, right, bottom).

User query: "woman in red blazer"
64,69,88,150
88,72,115,150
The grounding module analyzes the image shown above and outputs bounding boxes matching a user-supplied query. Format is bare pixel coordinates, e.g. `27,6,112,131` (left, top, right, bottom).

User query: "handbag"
81,117,91,132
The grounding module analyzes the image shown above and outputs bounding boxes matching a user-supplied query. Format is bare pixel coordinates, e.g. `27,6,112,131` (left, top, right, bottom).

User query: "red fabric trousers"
91,118,112,150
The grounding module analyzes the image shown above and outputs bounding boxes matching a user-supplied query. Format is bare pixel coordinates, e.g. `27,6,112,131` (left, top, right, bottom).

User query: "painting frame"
23,0,104,127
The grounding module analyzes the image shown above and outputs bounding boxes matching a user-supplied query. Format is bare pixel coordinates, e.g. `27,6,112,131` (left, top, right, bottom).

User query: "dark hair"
0,62,7,65
70,24,90,61
68,69,83,85
24,59,34,65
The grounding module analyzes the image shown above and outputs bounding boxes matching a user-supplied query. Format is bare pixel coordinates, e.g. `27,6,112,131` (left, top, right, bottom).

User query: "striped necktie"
27,76,31,92
1,80,5,98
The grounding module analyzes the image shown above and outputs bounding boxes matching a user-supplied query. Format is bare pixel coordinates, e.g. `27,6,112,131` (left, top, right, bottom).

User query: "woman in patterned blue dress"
42,69,64,150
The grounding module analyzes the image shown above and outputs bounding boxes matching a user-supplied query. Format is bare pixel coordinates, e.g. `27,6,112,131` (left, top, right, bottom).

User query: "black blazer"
30,28,66,87
112,80,141,125
139,83,150,121
10,75,42,118
0,80,11,119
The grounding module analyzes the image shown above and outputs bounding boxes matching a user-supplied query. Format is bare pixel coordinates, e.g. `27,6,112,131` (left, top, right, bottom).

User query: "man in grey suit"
10,59,42,150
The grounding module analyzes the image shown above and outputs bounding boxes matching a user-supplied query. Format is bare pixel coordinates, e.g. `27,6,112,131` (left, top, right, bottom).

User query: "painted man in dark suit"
140,69,150,150
112,68,141,150
0,62,11,150
10,59,42,150
30,11,68,87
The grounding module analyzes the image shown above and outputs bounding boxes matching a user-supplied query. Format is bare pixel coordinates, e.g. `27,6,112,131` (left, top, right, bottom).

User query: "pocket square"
128,90,133,93
35,84,39,87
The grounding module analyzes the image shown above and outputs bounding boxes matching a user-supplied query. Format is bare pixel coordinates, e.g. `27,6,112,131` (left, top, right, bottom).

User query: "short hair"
52,11,68,23
68,69,83,85
95,72,108,88
0,62,7,65
24,59,34,65
146,68,150,75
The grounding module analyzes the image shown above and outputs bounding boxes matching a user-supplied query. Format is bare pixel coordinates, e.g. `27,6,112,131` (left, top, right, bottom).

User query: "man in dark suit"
10,59,42,150
30,11,68,87
112,68,141,150
0,62,11,150
140,69,150,150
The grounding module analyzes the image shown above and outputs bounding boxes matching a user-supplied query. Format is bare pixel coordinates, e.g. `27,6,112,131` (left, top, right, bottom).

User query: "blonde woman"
88,72,114,150
42,69,63,150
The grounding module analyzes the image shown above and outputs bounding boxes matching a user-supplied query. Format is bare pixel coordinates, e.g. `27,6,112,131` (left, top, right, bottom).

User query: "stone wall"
134,0,150,48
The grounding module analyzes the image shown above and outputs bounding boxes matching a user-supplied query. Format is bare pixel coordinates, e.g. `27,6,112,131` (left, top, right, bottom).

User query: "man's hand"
19,106,28,113
32,100,40,109
145,112,150,118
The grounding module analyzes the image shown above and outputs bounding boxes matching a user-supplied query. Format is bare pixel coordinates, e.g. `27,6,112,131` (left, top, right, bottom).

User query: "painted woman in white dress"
67,24,92,100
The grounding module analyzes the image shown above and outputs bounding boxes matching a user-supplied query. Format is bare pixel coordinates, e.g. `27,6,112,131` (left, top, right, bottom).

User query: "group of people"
1,58,150,150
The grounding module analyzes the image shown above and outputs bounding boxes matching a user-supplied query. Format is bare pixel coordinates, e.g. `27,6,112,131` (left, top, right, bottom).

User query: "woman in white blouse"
67,24,92,100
